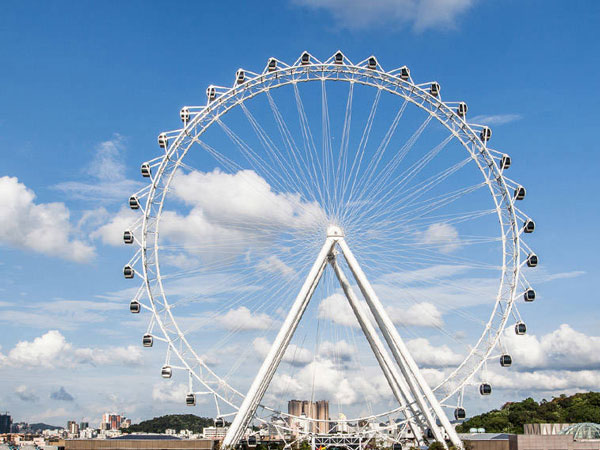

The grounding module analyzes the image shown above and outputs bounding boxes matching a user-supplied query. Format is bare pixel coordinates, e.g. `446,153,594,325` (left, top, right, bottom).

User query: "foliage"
456,392,600,434
428,441,445,450
122,414,219,434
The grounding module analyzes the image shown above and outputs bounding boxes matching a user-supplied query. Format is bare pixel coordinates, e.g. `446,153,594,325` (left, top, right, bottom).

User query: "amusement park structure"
123,51,537,450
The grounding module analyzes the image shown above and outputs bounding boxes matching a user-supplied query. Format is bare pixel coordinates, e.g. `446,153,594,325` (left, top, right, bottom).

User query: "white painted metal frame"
224,228,462,449
124,51,536,446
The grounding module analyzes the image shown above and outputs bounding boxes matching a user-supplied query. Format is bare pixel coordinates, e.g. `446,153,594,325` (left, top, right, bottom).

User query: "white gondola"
180,107,190,123
457,102,468,117
454,408,466,420
514,186,526,200
206,86,216,102
367,56,377,70
267,58,277,72
430,82,440,97
524,287,536,302
500,154,511,169
479,383,492,395
524,219,535,233
527,253,538,268
236,69,245,84
399,66,410,80
301,52,310,66
129,300,141,314
215,418,225,427
129,196,140,210
123,230,134,244
515,322,527,335
500,354,512,367
248,436,257,447
480,126,492,142
141,163,151,178
161,365,172,378
334,51,343,65
186,393,196,406
158,132,168,149
142,334,153,347
123,265,134,279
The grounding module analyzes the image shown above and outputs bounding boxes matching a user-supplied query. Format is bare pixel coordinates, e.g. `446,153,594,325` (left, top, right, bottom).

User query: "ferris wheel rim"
131,52,527,425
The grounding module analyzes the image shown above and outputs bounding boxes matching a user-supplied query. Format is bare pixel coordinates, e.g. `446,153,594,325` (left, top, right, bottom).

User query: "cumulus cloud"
0,176,95,262
267,359,391,406
317,293,359,328
319,340,355,362
318,291,443,328
256,255,296,279
152,381,192,403
171,169,324,230
2,330,143,369
54,135,141,203
218,307,275,331
387,302,444,328
50,386,74,402
416,223,461,253
15,385,38,402
505,324,600,371
292,0,474,31
91,207,138,246
253,337,313,367
406,338,462,367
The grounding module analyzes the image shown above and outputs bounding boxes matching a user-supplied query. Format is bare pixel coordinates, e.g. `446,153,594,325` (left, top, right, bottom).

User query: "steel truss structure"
124,51,537,450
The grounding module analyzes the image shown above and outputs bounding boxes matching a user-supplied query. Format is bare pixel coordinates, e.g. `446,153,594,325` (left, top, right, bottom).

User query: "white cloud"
505,324,600,371
407,338,462,367
387,302,444,328
318,291,443,328
470,114,522,126
319,340,355,362
0,299,124,330
91,206,138,246
171,169,325,230
292,0,474,31
218,306,275,331
489,369,600,392
253,337,313,367
152,381,192,403
317,293,358,328
2,330,143,369
256,255,296,279
15,385,39,402
53,135,142,203
267,358,392,406
417,223,461,253
0,176,95,262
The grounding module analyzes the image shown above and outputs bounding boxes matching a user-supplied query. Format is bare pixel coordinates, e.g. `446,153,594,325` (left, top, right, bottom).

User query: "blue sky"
1,0,599,429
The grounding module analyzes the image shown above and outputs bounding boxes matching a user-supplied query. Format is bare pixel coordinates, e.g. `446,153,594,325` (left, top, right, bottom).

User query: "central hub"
327,225,344,237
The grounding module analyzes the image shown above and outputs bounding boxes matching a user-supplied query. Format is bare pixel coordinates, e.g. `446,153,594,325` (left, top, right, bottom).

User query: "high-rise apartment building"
67,421,79,435
0,413,12,434
287,400,329,435
101,413,125,430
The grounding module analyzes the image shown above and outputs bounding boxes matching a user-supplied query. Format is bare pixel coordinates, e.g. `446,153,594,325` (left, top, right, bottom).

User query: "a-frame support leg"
338,239,463,449
223,238,336,448
329,254,424,445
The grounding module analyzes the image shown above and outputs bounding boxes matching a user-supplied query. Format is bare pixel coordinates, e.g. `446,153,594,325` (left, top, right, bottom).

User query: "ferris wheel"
123,51,537,449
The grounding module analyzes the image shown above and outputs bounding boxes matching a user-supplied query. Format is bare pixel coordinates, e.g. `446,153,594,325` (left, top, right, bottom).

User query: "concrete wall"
64,439,214,450
516,434,600,450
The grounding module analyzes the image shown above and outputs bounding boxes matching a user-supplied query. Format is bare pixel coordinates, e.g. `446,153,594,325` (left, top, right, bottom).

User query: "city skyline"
0,0,599,430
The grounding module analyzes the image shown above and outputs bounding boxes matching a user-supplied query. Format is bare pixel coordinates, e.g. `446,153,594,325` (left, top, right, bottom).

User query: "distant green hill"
29,423,61,431
123,414,220,434
457,392,600,434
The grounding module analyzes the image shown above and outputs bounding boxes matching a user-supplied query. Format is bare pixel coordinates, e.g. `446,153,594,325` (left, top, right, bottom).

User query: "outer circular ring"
137,56,521,429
